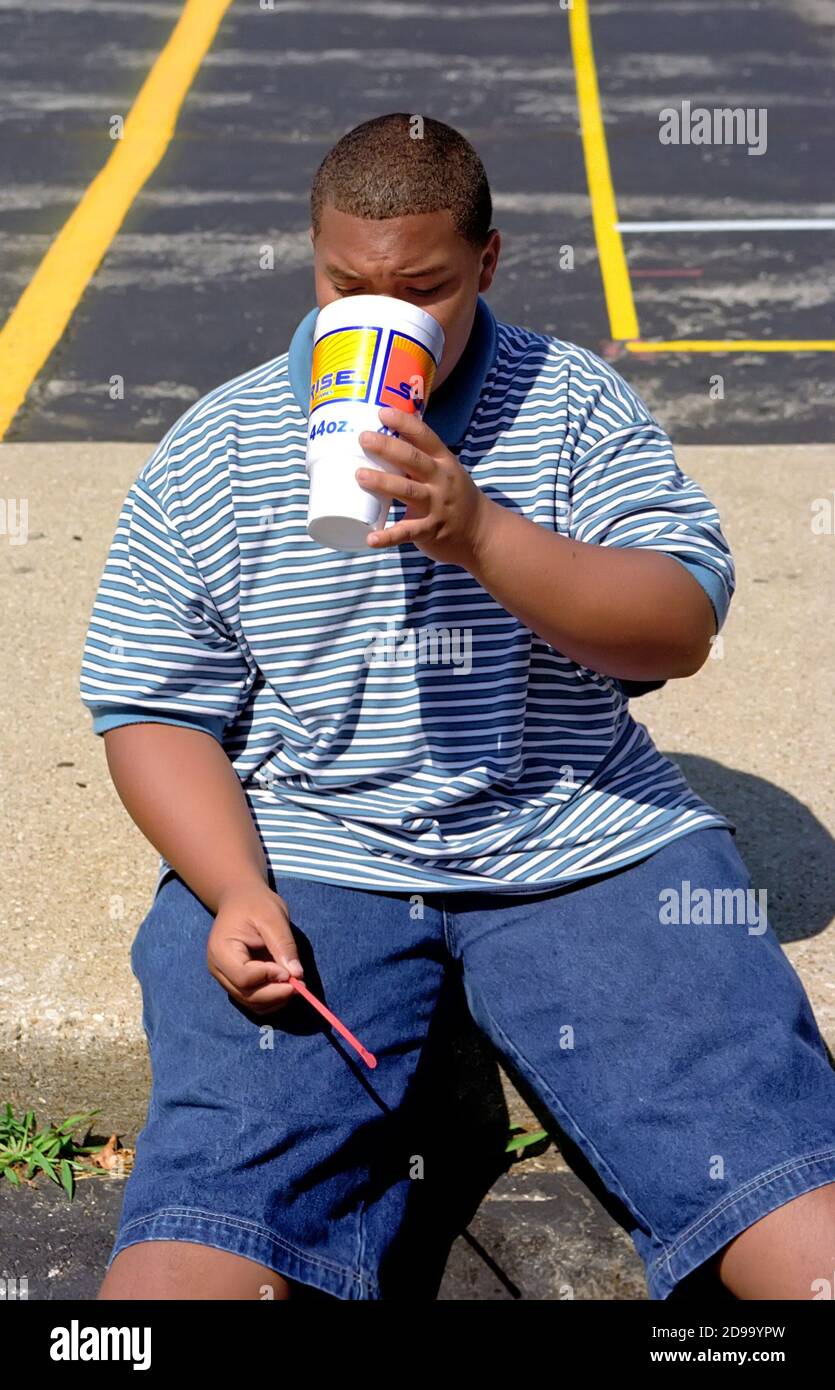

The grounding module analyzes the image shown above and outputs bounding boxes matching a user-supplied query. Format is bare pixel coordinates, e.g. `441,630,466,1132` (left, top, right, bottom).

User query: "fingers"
206,889,305,1016
355,468,430,504
377,404,438,447
211,959,297,1016
358,430,434,477
211,924,283,978
256,916,304,980
367,520,431,549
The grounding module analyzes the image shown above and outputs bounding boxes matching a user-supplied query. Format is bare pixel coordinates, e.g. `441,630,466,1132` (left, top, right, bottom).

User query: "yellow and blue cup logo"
310,325,438,415
310,326,380,413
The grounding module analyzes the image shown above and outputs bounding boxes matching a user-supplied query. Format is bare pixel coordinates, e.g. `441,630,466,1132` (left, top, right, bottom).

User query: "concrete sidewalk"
1,444,833,1299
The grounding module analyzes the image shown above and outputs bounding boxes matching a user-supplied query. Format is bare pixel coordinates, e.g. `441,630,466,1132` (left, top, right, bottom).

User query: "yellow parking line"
569,0,639,342
0,0,235,439
627,340,835,352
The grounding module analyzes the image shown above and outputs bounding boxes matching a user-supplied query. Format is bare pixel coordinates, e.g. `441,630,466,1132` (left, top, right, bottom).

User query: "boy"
81,114,835,1301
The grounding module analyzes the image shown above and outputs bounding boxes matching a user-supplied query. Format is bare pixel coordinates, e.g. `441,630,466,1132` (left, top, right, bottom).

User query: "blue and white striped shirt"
79,295,736,897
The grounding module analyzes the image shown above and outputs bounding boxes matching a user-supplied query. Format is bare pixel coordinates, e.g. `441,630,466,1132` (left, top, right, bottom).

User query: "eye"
331,282,445,298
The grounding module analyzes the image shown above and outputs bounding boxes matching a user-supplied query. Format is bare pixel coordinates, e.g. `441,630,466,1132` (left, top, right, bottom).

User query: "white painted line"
617,219,835,232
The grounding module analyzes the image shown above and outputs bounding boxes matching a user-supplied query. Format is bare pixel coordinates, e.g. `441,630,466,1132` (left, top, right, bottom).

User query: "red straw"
287,976,377,1069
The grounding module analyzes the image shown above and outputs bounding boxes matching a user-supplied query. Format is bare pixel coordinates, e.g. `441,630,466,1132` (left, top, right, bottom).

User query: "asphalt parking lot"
0,0,832,443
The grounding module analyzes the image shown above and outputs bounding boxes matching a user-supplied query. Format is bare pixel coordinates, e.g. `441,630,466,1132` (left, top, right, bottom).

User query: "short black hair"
310,113,493,250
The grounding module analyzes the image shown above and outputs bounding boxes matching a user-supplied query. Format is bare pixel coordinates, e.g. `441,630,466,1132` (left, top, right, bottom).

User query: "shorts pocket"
129,875,179,982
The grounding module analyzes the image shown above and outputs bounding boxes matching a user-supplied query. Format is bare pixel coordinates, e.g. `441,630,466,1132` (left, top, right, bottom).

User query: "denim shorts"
109,826,835,1300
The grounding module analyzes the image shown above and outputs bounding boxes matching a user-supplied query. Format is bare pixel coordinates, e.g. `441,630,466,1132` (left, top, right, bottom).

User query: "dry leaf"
89,1133,121,1169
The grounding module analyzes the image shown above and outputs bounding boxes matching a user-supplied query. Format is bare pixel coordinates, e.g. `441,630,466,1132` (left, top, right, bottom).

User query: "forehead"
314,202,467,268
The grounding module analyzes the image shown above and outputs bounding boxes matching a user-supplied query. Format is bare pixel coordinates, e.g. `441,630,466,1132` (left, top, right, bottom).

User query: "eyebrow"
324,263,448,280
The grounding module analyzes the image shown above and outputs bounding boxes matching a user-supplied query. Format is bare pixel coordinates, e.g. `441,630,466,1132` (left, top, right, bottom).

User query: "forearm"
468,498,716,680
102,722,268,914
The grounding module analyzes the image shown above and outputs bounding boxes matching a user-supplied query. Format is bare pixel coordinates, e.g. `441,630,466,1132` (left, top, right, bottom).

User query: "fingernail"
285,958,304,976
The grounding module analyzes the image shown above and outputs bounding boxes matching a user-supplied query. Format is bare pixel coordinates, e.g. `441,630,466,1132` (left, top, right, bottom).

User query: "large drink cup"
305,294,445,551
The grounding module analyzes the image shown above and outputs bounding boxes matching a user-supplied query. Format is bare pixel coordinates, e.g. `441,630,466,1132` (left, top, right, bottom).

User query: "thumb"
255,907,304,980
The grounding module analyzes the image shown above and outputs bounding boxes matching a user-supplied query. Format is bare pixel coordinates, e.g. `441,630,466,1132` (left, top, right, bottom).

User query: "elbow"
659,562,720,678
669,630,715,679
671,653,708,680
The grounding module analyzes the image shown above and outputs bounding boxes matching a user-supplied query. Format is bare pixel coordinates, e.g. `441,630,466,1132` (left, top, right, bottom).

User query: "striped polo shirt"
79,294,736,897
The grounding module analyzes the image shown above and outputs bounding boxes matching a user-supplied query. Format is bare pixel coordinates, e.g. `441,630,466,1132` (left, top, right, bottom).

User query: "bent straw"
287,976,377,1069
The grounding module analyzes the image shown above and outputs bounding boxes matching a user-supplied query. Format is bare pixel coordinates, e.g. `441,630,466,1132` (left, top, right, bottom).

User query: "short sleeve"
79,475,252,740
566,355,736,632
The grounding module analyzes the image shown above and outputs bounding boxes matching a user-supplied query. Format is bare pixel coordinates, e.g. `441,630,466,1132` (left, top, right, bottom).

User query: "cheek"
312,267,338,305
439,297,475,352
435,318,467,372
315,285,338,308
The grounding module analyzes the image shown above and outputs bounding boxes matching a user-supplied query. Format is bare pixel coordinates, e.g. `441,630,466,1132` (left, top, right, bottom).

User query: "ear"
478,229,501,292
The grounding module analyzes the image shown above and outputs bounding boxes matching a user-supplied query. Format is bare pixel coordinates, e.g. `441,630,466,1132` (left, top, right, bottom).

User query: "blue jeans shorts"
109,826,835,1299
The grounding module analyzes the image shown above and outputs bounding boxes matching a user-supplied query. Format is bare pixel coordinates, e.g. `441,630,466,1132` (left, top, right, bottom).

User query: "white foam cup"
305,294,445,551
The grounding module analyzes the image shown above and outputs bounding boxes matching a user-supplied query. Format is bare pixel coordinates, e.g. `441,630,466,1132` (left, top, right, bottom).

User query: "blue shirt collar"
287,294,498,450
